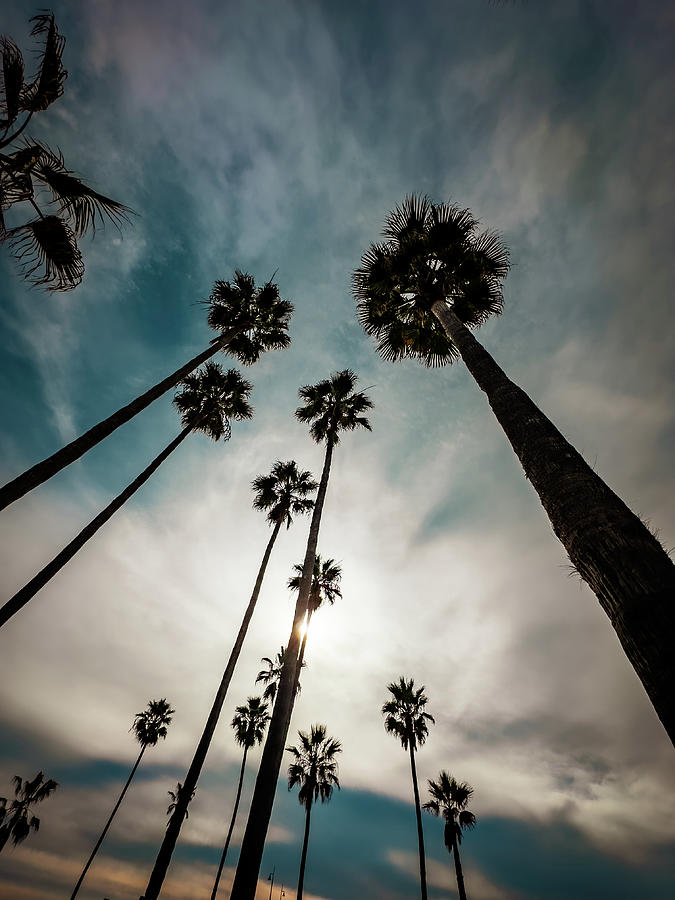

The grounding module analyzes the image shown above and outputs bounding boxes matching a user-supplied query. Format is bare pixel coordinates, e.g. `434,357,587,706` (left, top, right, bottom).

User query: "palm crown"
287,725,341,811
382,677,435,751
131,699,175,748
252,460,317,529
256,647,305,703
424,771,476,849
0,771,58,849
352,194,510,366
232,697,271,749
173,362,253,441
295,369,373,445
207,271,293,365
288,555,342,614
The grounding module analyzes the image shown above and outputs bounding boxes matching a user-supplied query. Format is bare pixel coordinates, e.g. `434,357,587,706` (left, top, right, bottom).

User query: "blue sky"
1,1,674,898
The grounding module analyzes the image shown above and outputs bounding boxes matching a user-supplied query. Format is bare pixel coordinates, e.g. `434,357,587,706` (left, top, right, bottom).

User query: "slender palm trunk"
408,742,428,900
210,745,249,900
450,831,467,900
230,440,335,899
293,610,313,694
0,426,192,628
0,825,10,854
70,744,147,899
296,799,312,900
0,328,242,512
432,300,675,745
142,520,283,900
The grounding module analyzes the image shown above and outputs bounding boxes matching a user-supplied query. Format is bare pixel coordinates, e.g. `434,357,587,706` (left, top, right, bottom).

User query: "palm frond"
231,696,270,748
6,215,83,290
0,37,25,128
132,698,174,747
20,14,67,112
173,362,253,441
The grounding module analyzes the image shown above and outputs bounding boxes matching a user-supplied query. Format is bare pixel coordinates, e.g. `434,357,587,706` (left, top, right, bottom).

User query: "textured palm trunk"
0,426,192,628
142,520,282,900
408,742,428,900
296,800,313,900
230,439,335,899
450,831,467,900
70,744,147,899
0,328,243,512
432,300,675,746
210,745,249,900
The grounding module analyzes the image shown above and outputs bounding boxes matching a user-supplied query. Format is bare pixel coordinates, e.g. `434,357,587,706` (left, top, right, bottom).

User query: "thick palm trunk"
296,800,312,900
408,743,428,900
432,300,675,745
230,440,334,899
0,426,192,628
142,520,282,900
70,744,147,899
0,328,242,512
210,746,249,900
450,831,467,900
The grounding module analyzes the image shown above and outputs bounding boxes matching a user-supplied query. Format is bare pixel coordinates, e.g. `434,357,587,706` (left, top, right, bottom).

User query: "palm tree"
166,783,194,823
0,271,292,512
69,699,173,898
230,370,372,900
353,194,675,746
0,771,58,855
382,677,435,900
142,461,316,900
287,725,341,900
210,697,270,900
288,555,342,687
256,646,305,704
0,13,131,291
1,363,252,627
423,772,476,900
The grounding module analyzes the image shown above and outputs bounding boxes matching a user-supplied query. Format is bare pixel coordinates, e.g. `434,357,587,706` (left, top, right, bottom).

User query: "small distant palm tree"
382,677,435,900
0,771,58,854
1,363,252,627
210,697,270,900
287,725,341,900
256,646,305,704
424,772,477,900
0,271,292,512
288,555,342,685
69,699,173,898
166,783,194,823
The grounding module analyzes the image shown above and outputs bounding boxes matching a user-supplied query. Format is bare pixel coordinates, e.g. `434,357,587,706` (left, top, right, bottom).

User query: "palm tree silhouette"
424,772,476,900
354,194,675,746
1,363,252,627
0,771,58,855
0,271,292,512
0,13,131,291
142,460,316,899
382,677,435,900
210,697,270,900
231,370,372,899
256,646,305,704
288,555,342,688
69,699,173,898
287,725,341,900
166,783,194,823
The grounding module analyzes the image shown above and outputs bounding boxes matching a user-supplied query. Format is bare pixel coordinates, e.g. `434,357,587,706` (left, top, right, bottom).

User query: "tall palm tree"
230,371,372,900
423,772,476,900
142,461,316,900
69,699,173,898
287,725,341,900
382,677,435,900
0,771,58,855
0,13,131,291
210,697,271,900
0,271,292,512
256,646,305,704
354,194,675,746
1,363,252,628
288,555,342,686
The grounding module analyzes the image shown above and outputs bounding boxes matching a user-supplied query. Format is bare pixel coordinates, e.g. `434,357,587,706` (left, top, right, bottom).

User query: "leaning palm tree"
256,646,305,704
354,194,675,746
1,363,252,627
0,271,292,512
210,697,270,900
142,461,316,900
382,677,435,900
230,370,372,900
0,771,58,855
0,13,131,291
69,699,173,898
288,555,342,685
287,725,341,900
423,771,476,900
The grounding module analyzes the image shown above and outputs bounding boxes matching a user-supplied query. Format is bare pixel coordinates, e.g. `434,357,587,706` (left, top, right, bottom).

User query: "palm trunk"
210,745,249,900
450,831,467,900
0,426,192,628
0,328,242,512
70,744,147,898
230,439,335,900
293,611,312,695
296,799,312,900
408,742,428,900
0,825,10,855
142,520,283,900
432,300,675,745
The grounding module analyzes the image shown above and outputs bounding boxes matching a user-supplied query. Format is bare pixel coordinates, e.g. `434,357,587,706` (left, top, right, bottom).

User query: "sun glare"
298,612,309,639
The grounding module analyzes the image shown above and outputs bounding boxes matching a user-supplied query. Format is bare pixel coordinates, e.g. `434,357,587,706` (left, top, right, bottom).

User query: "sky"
1,1,674,898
